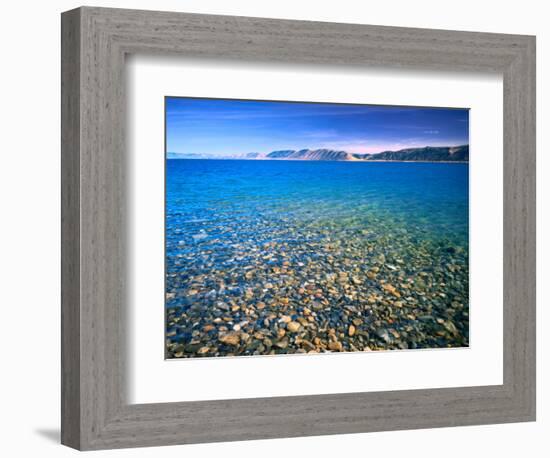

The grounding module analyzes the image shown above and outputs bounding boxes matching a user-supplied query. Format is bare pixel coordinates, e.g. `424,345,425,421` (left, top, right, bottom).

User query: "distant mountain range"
167,145,469,162
361,145,469,162
166,152,212,159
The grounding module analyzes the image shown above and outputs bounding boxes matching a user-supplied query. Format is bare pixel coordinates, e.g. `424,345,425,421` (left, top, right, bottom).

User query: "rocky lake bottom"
165,159,469,358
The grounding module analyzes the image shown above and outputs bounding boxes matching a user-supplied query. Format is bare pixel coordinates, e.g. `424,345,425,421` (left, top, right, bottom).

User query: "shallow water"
165,159,469,358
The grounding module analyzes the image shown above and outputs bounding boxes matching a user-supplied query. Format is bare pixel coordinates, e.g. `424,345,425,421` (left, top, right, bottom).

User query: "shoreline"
166,157,469,164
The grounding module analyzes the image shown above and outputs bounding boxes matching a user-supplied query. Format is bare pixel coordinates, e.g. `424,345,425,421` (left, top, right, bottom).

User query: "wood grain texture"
60,7,81,449
61,6,536,450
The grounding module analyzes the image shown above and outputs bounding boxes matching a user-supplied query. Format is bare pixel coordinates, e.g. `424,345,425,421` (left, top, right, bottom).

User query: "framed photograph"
61,6,536,450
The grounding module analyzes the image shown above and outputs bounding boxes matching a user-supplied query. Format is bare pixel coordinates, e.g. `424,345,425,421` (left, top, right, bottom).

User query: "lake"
165,159,469,358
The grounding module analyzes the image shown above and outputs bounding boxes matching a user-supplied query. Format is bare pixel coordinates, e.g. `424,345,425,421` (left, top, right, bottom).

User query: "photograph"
164,97,470,358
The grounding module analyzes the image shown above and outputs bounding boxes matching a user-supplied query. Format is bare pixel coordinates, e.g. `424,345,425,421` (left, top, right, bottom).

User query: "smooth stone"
216,302,230,311
301,340,316,351
311,302,323,311
287,321,301,333
443,320,458,335
328,341,343,351
376,328,392,343
274,338,289,349
297,317,308,326
219,333,240,346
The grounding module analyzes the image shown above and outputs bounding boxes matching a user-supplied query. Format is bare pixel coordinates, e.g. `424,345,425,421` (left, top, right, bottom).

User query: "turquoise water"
165,159,469,357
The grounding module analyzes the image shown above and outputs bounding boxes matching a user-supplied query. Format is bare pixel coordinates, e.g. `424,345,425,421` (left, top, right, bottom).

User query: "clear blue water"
166,159,468,259
165,159,469,356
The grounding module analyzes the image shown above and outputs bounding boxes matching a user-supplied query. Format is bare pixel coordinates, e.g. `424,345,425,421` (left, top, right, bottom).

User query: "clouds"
166,97,469,157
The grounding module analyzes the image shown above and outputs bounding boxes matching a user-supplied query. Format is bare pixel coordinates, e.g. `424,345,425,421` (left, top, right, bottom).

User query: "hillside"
168,145,469,162
267,149,356,161
265,145,468,162
359,145,469,162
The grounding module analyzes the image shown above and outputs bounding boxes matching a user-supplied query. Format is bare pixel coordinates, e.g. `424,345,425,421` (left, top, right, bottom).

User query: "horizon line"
167,143,469,158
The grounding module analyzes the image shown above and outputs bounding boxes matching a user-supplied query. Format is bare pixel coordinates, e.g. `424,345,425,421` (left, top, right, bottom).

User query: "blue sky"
166,97,469,156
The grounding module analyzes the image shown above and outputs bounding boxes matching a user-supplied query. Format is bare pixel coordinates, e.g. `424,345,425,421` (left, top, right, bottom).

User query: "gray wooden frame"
61,6,536,451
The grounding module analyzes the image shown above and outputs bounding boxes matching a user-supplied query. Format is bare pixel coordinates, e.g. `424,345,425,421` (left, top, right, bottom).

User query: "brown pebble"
219,333,240,346
287,321,301,333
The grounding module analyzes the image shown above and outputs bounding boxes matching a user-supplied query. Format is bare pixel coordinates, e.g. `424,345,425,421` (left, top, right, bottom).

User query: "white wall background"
0,0,546,456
